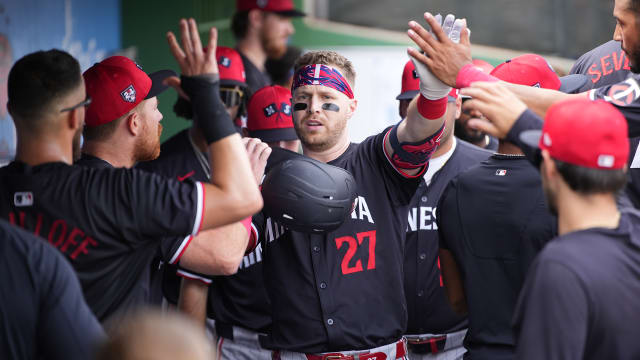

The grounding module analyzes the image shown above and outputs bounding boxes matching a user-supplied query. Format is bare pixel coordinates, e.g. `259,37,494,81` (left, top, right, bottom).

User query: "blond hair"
294,50,356,88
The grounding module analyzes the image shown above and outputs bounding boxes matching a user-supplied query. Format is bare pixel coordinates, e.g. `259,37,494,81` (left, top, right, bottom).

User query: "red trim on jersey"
382,129,427,179
217,337,225,360
176,269,212,285
244,219,259,254
198,182,206,234
171,235,193,265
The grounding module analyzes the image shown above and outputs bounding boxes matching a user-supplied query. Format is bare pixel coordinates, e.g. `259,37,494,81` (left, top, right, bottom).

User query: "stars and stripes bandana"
291,64,354,99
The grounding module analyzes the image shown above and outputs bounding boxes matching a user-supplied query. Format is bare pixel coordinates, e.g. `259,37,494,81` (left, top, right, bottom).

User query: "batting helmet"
261,149,357,233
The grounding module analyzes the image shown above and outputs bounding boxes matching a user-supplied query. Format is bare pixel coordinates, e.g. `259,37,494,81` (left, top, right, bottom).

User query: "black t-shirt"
238,51,272,96
0,219,105,360
438,154,556,360
570,40,632,92
0,160,204,322
137,129,272,333
513,209,640,360
404,139,491,335
256,129,424,353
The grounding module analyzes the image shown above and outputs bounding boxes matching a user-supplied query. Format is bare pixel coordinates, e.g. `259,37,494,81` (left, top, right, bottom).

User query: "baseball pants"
406,329,467,360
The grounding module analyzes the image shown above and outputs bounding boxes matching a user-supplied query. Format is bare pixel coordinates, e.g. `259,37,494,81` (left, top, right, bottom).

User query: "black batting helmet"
261,150,357,233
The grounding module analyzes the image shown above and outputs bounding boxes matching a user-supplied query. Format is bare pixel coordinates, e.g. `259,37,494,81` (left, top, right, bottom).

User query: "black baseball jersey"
513,209,640,360
0,160,205,322
0,219,105,360
239,51,272,96
136,129,272,334
570,40,631,92
404,139,490,335
256,128,425,353
438,154,556,360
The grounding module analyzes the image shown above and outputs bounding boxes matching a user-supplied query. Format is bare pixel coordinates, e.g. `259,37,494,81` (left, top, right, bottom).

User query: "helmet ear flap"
261,154,357,234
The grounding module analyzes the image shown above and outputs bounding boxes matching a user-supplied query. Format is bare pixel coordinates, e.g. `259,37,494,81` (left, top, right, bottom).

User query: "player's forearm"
402,95,447,143
179,222,248,276
438,249,468,315
505,83,576,118
177,278,209,327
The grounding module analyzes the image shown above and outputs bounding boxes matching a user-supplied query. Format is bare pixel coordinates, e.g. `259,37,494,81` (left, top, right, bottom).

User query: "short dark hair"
7,50,82,127
83,116,124,142
554,159,627,194
231,11,250,40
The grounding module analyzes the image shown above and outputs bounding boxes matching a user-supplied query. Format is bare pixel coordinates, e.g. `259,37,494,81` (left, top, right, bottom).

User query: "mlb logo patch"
121,85,136,103
14,192,34,207
264,103,277,117
496,169,507,176
597,154,615,168
532,83,541,88
219,56,231,68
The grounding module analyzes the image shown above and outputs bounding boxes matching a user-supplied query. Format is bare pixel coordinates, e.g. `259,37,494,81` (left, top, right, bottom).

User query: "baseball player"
138,46,274,360
244,85,300,152
0,19,261,323
232,0,304,95
394,59,491,359
513,98,640,359
249,15,466,359
436,55,575,359
0,219,105,360
570,40,632,92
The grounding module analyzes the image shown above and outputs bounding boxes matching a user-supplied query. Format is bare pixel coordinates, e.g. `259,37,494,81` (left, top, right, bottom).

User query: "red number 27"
334,230,376,275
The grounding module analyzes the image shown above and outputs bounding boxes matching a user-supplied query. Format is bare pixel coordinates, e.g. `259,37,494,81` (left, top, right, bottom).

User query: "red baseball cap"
83,56,175,127
236,0,305,17
217,46,247,88
471,58,495,74
247,85,298,142
490,54,587,93
520,98,629,169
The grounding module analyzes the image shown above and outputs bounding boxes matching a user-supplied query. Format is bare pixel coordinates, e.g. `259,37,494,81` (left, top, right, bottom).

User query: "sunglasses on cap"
60,96,92,112
220,87,244,108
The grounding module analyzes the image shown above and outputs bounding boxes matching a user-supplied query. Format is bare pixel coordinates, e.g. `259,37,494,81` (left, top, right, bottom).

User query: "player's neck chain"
188,132,211,180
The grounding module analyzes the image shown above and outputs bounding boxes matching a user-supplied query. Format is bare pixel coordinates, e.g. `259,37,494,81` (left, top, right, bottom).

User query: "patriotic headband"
291,64,354,99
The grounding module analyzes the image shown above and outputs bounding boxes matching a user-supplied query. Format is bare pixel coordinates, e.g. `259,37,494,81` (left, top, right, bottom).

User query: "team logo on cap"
219,56,231,68
412,69,419,79
121,85,136,103
597,154,615,168
264,103,277,117
281,103,291,116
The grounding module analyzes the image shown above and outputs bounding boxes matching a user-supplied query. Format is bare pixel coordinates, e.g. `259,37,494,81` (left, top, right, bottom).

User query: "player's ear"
540,150,556,182
126,111,140,137
65,106,83,132
345,99,358,120
455,97,462,119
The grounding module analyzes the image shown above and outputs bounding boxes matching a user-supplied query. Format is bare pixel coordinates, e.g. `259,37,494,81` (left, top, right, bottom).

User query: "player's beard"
134,122,162,163
261,30,287,60
454,118,485,144
294,115,347,153
627,43,640,73
72,127,83,162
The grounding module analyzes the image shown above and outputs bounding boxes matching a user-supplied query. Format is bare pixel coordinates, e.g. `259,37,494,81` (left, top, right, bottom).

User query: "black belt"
215,322,234,340
406,335,447,354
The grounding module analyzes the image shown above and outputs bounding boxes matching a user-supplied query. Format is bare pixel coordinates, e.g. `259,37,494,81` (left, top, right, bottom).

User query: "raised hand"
242,138,272,185
407,12,472,87
167,18,219,76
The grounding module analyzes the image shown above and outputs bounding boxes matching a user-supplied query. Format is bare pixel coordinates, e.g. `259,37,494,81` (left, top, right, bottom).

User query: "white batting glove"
411,14,465,100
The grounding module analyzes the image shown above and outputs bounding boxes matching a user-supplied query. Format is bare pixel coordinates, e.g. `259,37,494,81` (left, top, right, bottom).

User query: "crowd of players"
1,0,640,359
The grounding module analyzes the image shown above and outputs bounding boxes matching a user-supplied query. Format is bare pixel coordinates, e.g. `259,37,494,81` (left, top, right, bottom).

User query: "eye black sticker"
293,103,308,111
322,103,340,112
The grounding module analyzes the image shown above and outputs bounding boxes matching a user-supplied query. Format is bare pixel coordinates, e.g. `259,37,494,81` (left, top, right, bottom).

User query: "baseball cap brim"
396,90,419,100
272,9,306,17
519,130,542,149
558,74,588,94
249,127,299,142
220,79,249,89
146,69,177,99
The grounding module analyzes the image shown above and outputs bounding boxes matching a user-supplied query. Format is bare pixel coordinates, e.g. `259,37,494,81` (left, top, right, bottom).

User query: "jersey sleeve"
589,75,640,137
513,258,589,360
87,168,205,246
36,240,106,360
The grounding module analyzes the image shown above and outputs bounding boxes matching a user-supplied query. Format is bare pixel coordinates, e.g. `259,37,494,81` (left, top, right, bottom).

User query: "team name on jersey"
7,211,98,260
238,243,263,270
406,206,438,232
588,50,630,84
263,196,376,244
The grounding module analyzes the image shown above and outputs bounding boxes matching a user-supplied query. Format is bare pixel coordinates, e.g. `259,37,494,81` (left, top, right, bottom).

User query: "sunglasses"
220,87,244,108
60,96,92,113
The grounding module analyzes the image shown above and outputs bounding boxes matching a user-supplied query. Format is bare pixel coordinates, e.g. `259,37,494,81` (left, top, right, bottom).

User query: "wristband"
455,63,499,89
417,95,447,120
180,74,237,144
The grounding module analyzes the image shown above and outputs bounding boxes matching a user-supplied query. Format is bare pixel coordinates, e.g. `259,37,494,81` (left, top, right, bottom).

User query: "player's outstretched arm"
167,19,262,230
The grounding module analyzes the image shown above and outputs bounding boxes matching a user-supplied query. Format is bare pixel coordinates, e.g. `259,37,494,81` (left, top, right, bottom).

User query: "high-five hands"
407,12,472,88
